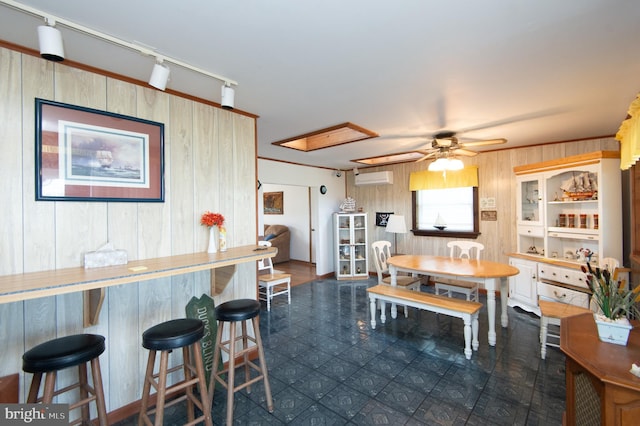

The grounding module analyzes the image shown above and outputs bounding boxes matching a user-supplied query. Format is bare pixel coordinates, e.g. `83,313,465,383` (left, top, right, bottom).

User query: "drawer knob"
553,290,567,299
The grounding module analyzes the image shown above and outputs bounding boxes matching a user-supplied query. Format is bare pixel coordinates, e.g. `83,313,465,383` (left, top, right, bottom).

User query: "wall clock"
320,185,327,194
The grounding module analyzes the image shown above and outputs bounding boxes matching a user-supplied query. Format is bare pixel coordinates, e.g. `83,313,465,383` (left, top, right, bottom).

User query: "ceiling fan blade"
460,138,507,148
453,149,478,157
416,151,437,162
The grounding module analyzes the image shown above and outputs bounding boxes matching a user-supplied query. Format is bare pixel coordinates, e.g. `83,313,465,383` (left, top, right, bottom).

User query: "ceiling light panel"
273,122,378,152
353,151,426,166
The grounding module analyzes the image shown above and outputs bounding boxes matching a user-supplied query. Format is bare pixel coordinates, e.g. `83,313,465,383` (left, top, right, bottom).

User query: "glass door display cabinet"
334,212,368,280
516,173,545,257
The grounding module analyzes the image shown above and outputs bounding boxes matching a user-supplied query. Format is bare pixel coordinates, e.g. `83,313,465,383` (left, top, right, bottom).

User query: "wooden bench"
366,284,483,359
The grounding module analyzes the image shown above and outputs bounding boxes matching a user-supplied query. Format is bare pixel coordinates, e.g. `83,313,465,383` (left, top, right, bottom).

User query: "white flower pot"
594,314,632,345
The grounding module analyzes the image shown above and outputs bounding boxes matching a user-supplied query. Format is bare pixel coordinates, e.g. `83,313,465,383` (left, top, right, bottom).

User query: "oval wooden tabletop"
388,255,519,278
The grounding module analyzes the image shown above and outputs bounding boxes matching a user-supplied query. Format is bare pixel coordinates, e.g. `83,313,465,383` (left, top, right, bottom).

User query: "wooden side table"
561,313,640,425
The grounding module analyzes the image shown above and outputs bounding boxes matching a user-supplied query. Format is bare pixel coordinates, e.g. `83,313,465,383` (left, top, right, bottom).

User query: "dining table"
387,254,519,346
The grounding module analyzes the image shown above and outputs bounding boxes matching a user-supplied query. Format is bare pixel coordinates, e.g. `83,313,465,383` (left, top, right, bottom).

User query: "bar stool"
210,299,273,424
139,318,212,426
22,334,108,426
539,299,592,359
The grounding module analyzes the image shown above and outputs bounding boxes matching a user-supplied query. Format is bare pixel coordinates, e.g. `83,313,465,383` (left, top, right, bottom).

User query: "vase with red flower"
201,211,225,254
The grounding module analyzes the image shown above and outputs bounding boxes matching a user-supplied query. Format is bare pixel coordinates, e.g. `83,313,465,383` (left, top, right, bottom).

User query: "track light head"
221,83,235,110
335,170,342,178
37,19,64,62
353,167,360,176
149,60,170,91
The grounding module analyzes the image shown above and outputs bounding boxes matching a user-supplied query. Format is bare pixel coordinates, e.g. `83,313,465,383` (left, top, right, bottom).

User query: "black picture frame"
376,212,394,226
35,98,165,202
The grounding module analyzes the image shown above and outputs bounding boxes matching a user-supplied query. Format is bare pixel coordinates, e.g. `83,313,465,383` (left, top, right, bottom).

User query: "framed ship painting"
35,98,164,202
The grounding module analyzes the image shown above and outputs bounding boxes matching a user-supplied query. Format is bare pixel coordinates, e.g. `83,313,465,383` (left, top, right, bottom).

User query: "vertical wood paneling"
0,47,257,412
193,103,219,252
0,48,23,274
232,114,257,298
169,96,194,255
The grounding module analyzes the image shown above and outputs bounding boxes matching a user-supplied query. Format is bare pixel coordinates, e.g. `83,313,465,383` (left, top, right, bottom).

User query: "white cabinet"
334,213,369,280
508,257,540,315
509,151,622,312
516,173,545,256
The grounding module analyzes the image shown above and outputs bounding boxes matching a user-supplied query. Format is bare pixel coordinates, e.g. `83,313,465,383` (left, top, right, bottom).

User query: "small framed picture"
376,212,394,226
264,191,284,214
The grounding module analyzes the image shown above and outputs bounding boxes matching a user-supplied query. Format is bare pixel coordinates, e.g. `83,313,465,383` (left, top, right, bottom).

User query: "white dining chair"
434,241,484,302
371,240,421,317
257,241,292,311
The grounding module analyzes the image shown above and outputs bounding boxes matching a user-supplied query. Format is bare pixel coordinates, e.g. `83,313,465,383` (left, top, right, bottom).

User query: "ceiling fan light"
448,158,464,170
428,158,449,171
428,157,464,171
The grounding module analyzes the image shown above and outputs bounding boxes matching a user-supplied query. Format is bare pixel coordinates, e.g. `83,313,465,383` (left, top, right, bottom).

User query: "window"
412,186,480,238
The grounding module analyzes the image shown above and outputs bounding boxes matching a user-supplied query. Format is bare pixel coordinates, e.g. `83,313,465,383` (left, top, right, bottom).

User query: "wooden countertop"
507,252,584,270
561,313,640,392
0,245,276,304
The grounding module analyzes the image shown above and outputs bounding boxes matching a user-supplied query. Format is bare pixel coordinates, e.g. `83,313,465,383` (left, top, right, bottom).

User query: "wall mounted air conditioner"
354,171,393,186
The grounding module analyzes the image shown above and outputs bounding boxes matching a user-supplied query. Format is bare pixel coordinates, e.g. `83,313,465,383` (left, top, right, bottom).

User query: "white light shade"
38,25,64,62
149,63,170,90
221,84,235,109
428,157,464,171
447,158,464,170
386,215,407,234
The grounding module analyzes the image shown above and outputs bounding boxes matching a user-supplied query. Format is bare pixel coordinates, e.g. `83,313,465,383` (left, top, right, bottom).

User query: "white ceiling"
1,0,639,170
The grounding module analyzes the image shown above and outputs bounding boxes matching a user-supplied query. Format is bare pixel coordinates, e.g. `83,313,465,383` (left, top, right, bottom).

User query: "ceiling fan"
415,131,507,163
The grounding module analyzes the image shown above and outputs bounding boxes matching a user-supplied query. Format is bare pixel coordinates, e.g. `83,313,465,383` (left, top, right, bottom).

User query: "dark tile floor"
116,278,567,425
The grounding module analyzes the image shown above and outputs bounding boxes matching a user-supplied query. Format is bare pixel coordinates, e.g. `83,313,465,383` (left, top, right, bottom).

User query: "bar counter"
0,245,276,326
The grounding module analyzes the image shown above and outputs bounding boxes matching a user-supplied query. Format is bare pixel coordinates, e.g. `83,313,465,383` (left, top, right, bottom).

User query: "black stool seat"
142,318,204,351
215,299,260,322
23,334,105,373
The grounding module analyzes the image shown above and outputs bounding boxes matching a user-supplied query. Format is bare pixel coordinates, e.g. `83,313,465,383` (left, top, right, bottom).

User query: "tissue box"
84,249,128,269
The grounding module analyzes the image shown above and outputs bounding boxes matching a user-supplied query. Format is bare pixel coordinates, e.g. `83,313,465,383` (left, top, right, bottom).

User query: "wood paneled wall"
349,138,620,268
0,46,257,411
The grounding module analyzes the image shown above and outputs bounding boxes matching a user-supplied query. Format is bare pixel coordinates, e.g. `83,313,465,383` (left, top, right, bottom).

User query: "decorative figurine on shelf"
340,197,356,212
576,248,592,263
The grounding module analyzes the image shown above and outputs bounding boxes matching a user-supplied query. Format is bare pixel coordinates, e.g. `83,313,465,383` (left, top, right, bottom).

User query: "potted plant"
582,263,640,345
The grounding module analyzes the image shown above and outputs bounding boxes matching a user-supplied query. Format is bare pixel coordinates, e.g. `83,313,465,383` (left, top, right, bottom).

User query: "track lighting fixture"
335,170,342,178
37,18,64,62
4,0,239,104
221,83,235,109
148,59,170,91
353,167,360,176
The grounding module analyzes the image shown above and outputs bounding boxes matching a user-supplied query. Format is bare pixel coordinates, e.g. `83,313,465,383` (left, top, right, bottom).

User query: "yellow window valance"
616,93,640,170
409,166,478,191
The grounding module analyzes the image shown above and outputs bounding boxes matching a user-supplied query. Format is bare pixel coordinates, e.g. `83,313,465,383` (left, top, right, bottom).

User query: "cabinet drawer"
537,282,589,308
538,264,588,289
518,225,544,237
